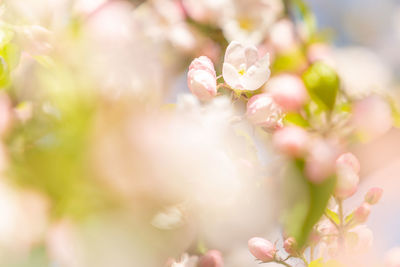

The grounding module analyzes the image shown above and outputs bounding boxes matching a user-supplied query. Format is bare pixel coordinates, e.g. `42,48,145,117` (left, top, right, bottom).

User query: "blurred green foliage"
303,62,339,111
284,160,336,248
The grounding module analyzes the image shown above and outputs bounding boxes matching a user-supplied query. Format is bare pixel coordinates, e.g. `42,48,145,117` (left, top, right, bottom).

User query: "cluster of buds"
246,152,384,266
187,40,389,267
187,56,218,101
248,236,304,266
187,41,309,131
272,126,338,184
314,154,383,261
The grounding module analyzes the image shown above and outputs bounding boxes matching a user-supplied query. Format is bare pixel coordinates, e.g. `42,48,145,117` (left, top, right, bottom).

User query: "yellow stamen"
238,18,254,31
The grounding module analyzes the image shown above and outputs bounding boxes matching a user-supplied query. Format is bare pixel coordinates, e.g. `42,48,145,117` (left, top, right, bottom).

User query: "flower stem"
275,260,292,267
337,198,345,247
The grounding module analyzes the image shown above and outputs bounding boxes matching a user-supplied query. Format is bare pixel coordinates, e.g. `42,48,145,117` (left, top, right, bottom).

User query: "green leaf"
292,0,317,42
284,112,309,127
0,27,14,48
345,212,354,224
325,209,340,225
1,43,21,70
272,48,307,74
284,160,336,248
302,62,339,111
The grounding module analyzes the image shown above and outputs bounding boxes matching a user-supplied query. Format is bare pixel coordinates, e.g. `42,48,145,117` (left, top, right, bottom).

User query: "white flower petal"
224,41,246,69
242,54,270,90
222,62,243,89
244,45,259,68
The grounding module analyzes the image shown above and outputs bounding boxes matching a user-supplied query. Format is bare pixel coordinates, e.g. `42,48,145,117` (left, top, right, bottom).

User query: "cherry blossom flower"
223,41,270,91
220,0,284,45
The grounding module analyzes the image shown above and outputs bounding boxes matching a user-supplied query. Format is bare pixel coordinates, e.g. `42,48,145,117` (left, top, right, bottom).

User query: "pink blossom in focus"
266,74,308,112
272,126,309,157
246,93,283,129
248,237,276,262
222,41,270,91
187,56,217,101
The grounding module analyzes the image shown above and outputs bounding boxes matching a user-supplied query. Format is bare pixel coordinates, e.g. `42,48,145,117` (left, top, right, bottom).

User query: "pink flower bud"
334,165,360,199
198,250,223,267
189,56,216,77
365,187,383,205
283,237,297,256
272,126,309,157
385,247,400,267
266,74,308,112
305,139,337,183
246,93,283,130
336,152,360,174
187,56,217,101
354,202,371,223
248,237,276,262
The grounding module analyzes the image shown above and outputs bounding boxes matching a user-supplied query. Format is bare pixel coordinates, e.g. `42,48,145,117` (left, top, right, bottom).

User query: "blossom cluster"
0,0,397,267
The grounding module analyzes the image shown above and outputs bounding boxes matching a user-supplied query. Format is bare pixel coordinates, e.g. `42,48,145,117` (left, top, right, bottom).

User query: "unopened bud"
283,237,298,256
365,187,383,205
248,237,276,262
354,202,371,223
336,152,360,174
198,250,223,267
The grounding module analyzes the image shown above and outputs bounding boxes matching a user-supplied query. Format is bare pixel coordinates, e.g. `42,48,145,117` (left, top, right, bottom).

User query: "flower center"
238,18,254,31
238,63,247,76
